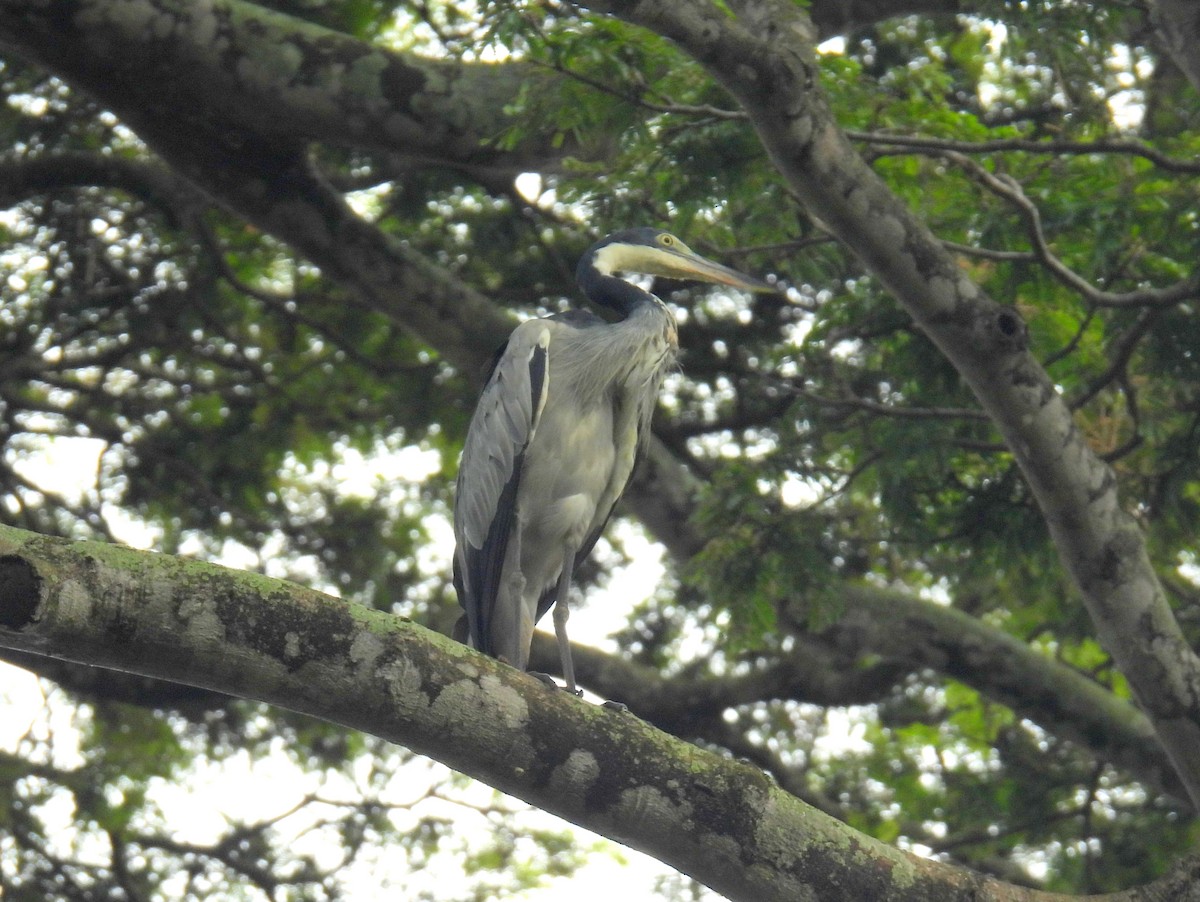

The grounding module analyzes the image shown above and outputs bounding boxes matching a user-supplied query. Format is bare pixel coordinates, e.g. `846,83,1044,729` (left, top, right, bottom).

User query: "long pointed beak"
654,248,775,293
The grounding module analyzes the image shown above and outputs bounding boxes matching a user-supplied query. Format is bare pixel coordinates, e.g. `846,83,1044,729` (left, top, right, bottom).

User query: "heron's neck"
578,268,660,319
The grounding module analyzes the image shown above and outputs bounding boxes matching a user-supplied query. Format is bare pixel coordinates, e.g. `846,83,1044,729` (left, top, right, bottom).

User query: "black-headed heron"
453,228,771,694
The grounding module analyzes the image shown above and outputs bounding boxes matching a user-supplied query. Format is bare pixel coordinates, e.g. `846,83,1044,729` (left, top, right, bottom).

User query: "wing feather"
453,321,551,653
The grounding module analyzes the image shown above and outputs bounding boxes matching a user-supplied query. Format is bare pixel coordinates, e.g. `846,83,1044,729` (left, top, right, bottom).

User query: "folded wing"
453,321,550,655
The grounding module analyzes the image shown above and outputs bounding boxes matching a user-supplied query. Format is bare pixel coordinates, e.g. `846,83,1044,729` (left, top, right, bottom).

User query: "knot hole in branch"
0,555,42,630
989,307,1028,353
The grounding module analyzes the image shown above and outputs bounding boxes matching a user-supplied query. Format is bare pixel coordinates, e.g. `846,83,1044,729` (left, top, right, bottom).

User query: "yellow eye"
659,234,675,247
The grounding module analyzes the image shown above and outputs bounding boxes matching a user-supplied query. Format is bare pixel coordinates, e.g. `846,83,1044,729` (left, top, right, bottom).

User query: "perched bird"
453,228,771,693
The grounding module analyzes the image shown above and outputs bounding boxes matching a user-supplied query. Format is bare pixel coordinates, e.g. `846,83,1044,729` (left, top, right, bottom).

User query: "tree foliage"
2,0,1200,898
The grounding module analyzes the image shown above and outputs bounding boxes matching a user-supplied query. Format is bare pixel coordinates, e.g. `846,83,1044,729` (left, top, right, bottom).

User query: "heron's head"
579,228,773,294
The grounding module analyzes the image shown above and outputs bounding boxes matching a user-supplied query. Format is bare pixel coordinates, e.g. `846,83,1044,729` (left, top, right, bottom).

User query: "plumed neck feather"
575,262,659,319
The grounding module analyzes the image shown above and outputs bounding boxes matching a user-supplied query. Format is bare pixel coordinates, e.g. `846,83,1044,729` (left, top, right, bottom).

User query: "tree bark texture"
6,524,1200,902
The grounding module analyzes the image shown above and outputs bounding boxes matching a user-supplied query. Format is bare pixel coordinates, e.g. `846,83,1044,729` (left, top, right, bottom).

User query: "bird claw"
601,700,628,713
527,671,583,696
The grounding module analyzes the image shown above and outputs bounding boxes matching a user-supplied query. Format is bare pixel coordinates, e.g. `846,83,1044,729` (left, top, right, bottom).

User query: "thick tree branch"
0,152,202,224
0,0,579,174
530,632,908,730
582,0,1200,808
161,141,513,378
812,586,1187,805
0,524,1121,902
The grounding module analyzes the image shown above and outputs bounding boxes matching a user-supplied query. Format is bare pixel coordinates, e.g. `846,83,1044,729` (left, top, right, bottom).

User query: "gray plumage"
453,228,771,694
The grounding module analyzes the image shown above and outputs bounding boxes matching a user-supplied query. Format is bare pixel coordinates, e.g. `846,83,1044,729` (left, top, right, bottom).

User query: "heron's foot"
601,700,628,713
527,671,583,696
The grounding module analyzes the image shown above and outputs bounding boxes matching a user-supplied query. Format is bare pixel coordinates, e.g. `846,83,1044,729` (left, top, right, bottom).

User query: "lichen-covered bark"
3,523,1180,902
0,0,566,170
583,0,1200,808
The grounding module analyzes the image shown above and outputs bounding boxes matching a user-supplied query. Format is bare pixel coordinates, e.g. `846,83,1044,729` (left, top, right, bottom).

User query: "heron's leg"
552,552,581,696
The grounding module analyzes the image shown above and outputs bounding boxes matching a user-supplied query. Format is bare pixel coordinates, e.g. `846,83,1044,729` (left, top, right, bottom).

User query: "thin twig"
944,152,1200,309
847,130,1200,175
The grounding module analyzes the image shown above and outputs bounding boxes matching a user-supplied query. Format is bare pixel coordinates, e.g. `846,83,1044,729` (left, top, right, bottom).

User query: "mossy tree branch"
6,523,1197,901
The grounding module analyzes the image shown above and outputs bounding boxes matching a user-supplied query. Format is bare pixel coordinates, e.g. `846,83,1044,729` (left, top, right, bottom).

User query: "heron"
452,227,771,694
